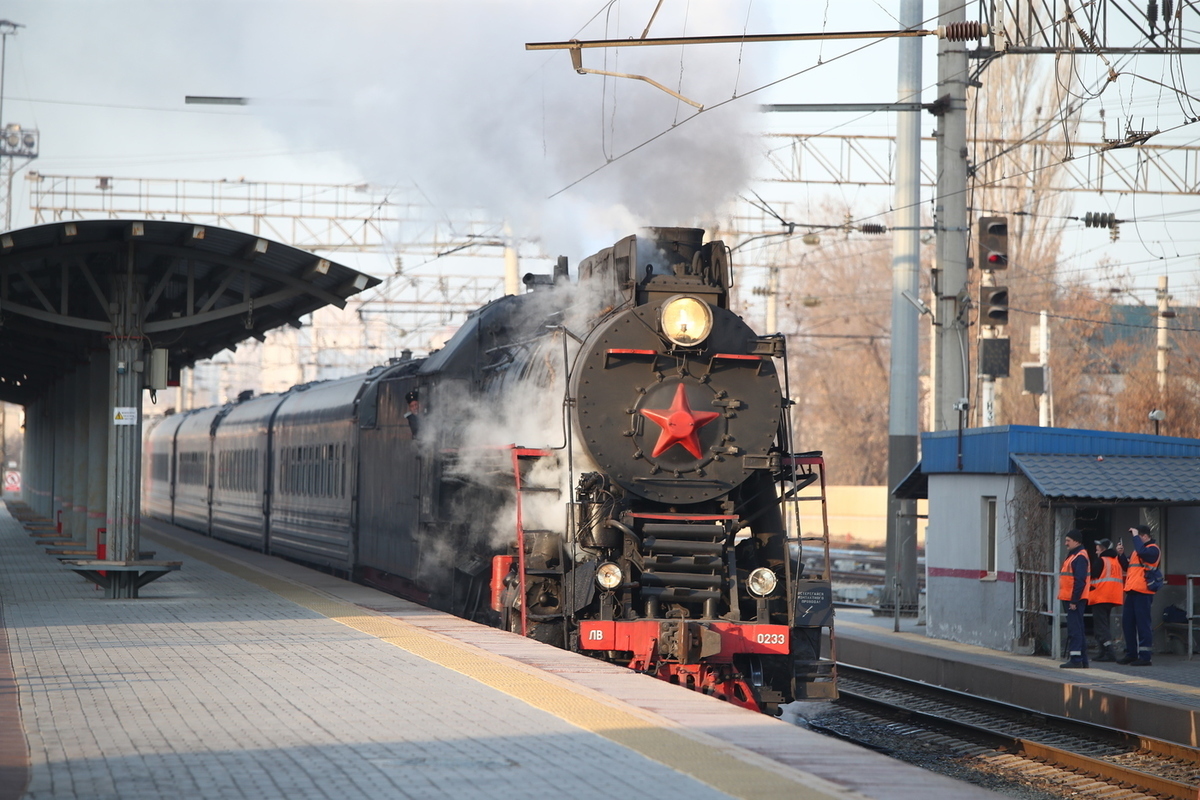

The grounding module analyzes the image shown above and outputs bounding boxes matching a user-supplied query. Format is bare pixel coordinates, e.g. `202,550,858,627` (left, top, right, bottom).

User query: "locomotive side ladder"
782,453,838,698
509,445,558,637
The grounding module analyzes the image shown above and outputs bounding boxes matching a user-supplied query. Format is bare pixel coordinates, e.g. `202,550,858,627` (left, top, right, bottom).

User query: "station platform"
0,504,1007,800
835,600,1200,747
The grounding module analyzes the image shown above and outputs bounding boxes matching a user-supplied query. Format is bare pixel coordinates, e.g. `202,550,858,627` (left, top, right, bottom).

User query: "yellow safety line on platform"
145,530,853,800
837,618,1200,699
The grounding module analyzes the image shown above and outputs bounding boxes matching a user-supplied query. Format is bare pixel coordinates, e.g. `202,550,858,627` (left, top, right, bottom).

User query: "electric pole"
883,0,922,616
930,0,971,434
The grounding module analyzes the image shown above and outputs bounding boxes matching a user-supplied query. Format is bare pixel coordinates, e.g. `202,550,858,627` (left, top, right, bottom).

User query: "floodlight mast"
0,20,22,142
0,20,35,233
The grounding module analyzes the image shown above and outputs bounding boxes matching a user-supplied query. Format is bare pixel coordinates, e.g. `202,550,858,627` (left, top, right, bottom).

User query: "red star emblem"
640,384,720,458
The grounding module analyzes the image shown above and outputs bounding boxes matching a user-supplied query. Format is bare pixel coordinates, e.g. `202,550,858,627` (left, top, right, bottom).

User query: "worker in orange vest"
1117,524,1161,666
1058,529,1091,668
1089,538,1124,662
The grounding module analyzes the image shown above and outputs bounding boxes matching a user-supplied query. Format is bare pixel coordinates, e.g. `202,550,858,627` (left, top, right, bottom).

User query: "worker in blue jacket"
1057,530,1091,669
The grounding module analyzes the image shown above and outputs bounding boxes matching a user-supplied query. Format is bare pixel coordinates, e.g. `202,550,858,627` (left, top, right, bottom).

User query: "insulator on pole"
860,223,888,235
1148,1,1159,24
937,21,989,41
1084,211,1117,229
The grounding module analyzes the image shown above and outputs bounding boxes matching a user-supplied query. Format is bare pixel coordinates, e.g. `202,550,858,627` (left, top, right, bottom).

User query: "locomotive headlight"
660,295,713,347
747,567,778,597
595,562,623,590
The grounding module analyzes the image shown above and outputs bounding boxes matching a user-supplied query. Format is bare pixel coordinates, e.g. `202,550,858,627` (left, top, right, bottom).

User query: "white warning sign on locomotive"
112,407,138,425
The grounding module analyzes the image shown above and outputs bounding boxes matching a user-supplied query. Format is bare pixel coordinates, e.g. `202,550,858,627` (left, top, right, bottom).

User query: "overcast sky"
2,2,1198,300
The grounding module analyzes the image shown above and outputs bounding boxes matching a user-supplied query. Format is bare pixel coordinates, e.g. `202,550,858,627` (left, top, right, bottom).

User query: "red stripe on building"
928,567,1015,582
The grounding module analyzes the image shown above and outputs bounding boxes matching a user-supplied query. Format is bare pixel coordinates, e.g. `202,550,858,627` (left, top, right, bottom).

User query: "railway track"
808,665,1200,800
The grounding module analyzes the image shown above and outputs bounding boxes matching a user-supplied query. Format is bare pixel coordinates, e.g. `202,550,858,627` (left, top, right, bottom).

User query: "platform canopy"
0,219,380,405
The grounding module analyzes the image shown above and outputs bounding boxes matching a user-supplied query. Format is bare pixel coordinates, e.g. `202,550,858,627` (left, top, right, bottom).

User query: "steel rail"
836,664,1199,800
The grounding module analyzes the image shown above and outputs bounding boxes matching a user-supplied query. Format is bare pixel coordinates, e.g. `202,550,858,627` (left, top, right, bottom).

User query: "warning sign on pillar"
113,407,138,426
3,470,20,493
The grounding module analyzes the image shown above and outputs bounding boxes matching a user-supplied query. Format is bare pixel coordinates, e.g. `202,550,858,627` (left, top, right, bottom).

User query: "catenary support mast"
883,0,922,615
931,0,971,433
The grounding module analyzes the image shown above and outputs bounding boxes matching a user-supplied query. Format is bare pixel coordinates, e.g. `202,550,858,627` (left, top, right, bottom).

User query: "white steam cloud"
232,3,766,252
413,277,611,566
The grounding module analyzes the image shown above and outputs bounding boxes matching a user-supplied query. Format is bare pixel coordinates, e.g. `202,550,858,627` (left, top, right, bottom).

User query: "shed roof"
1010,453,1200,503
894,425,1200,503
921,425,1200,474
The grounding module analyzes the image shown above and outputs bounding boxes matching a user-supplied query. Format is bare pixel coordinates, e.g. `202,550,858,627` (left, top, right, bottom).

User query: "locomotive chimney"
647,227,704,271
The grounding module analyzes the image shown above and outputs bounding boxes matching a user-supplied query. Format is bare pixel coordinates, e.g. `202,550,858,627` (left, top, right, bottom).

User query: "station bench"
61,560,182,599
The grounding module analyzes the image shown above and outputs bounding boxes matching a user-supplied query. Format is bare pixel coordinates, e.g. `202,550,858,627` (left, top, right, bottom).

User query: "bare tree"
759,207,927,484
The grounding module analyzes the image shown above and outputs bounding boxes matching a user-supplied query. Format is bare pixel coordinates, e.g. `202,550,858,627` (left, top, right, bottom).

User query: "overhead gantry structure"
1,219,379,594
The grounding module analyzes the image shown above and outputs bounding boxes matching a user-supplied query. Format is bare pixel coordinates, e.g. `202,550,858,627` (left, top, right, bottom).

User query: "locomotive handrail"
511,445,530,637
509,444,554,637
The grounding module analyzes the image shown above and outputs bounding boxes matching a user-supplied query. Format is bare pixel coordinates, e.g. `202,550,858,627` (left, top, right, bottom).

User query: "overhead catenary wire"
546,3,973,198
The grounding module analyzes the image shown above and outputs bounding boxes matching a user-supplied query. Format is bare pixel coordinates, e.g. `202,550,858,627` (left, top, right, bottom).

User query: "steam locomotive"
144,227,837,713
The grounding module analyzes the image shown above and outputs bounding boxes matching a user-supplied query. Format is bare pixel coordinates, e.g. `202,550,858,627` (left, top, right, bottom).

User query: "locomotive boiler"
145,227,837,713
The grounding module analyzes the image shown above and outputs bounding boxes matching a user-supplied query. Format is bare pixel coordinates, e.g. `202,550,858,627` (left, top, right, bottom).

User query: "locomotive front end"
561,228,836,712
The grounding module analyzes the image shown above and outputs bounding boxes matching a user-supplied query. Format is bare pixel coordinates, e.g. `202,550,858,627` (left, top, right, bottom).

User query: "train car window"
216,447,261,494
178,451,207,485
280,447,290,496
319,445,327,497
151,453,169,481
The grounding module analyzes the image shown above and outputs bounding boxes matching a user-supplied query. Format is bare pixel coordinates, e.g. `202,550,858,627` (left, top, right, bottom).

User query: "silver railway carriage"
210,393,285,549
144,411,188,522
170,405,229,535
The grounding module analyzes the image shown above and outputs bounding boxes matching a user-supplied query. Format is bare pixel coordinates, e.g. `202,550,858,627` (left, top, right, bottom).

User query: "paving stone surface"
0,507,735,800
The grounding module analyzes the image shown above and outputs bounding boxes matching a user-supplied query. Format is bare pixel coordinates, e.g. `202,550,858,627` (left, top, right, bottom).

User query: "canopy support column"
106,267,144,570
87,352,109,552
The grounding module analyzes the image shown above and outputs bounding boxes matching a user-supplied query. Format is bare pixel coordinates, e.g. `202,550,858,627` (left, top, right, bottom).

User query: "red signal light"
978,216,1008,270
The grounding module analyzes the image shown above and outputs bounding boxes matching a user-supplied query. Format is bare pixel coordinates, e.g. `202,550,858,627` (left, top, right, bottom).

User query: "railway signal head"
978,216,1008,270
981,285,1009,326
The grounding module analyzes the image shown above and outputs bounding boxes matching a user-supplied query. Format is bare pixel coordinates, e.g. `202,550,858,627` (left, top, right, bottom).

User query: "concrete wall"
925,473,1019,650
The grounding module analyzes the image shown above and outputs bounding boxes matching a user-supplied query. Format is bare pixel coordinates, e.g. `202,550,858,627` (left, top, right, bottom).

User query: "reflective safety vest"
1058,550,1092,602
1124,545,1160,594
1089,555,1124,605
